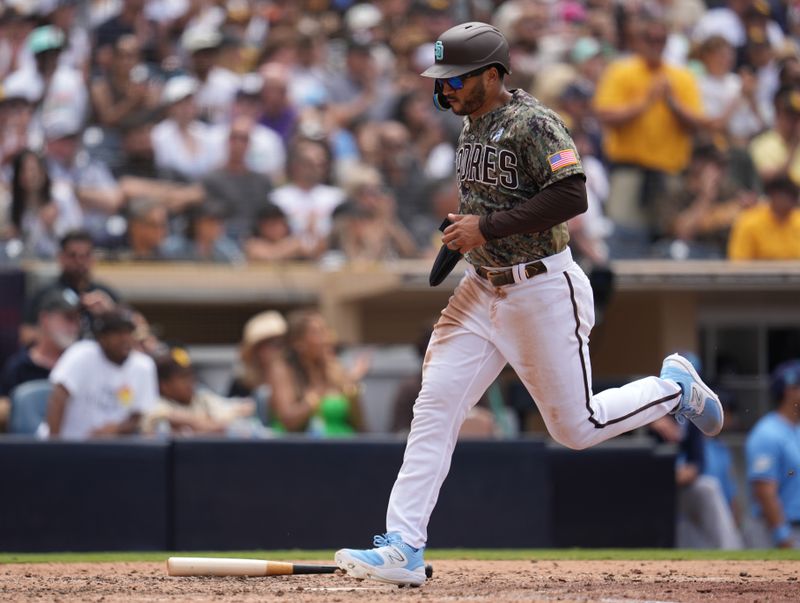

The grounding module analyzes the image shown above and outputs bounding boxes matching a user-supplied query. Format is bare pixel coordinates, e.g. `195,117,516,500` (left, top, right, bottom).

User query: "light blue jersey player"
745,360,800,548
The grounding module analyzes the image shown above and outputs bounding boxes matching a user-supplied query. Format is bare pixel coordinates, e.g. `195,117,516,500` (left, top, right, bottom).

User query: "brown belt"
475,261,547,286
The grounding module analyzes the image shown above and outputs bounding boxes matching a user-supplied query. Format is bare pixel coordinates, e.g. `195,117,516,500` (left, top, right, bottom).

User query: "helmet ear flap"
433,80,451,111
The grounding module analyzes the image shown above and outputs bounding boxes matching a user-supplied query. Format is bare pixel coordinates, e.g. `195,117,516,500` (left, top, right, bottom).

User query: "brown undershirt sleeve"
478,174,588,240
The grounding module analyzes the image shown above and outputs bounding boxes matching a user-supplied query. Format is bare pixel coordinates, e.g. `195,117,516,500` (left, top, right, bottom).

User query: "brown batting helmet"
421,22,511,79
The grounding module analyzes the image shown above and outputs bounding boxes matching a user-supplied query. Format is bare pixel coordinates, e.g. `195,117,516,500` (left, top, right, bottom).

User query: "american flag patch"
548,149,578,172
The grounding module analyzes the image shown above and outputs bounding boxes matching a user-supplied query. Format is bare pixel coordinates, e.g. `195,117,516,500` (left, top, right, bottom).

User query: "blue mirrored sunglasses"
435,66,490,91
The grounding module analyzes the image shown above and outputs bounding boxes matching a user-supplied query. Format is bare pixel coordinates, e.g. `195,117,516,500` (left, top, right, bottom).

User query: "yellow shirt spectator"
728,203,800,260
594,56,703,173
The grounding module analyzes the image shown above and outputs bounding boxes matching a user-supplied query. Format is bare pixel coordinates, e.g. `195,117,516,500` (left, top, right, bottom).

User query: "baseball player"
335,22,724,586
745,359,800,548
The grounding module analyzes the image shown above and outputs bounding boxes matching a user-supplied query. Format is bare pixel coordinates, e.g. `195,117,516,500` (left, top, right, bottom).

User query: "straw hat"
241,311,287,360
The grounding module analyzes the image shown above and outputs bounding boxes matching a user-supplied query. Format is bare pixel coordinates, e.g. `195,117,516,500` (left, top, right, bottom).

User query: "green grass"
1,549,799,564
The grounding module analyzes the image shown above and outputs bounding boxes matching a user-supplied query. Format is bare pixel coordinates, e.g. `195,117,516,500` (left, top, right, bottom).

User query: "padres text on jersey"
457,89,584,267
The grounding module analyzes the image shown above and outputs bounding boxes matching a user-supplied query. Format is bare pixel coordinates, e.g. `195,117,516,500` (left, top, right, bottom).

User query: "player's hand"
442,213,486,253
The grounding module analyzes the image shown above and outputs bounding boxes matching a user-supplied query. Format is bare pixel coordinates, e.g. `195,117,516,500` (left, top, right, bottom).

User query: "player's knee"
549,428,593,451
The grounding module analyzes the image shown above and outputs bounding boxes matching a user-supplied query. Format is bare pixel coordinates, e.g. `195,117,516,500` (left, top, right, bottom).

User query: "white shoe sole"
335,550,425,586
666,353,724,437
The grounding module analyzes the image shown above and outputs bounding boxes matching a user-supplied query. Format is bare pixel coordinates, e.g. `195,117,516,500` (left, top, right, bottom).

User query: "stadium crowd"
1,0,800,265
0,0,799,548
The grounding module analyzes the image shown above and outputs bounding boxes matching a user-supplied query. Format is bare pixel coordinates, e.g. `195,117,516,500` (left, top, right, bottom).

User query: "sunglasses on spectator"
435,65,492,91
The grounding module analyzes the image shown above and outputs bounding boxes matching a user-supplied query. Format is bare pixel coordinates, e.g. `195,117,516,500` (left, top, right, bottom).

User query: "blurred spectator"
0,288,80,432
202,115,272,242
120,196,169,261
567,131,611,267
266,310,366,436
22,229,119,345
692,0,785,55
3,25,88,145
219,76,286,181
656,145,757,259
43,0,90,74
391,89,456,180
8,149,80,259
749,88,800,186
0,7,36,82
269,137,345,255
142,345,259,436
89,34,158,131
44,118,124,246
244,203,314,261
257,62,298,146
163,199,244,264
151,75,222,181
740,27,781,123
229,310,288,400
727,176,800,259
46,307,157,439
93,0,156,73
325,39,396,127
182,27,241,124
0,74,35,167
695,35,769,147
374,121,437,247
744,359,800,548
287,29,329,109
594,15,704,257
331,165,419,261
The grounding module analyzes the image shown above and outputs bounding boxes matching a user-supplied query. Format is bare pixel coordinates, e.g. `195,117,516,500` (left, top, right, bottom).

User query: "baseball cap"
161,75,198,105
0,77,33,104
237,72,264,98
155,346,194,381
770,359,800,401
42,111,83,140
40,288,81,313
571,37,602,65
92,308,136,336
345,3,382,32
27,24,65,55
181,27,223,53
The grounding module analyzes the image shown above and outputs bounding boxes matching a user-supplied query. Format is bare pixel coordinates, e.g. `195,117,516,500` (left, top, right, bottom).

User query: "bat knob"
425,564,433,579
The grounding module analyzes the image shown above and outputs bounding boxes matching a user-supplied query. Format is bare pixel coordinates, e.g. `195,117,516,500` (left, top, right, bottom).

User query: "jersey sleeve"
746,428,782,483
520,110,584,191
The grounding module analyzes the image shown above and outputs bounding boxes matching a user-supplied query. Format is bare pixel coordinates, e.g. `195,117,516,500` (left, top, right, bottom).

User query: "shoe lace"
373,533,402,547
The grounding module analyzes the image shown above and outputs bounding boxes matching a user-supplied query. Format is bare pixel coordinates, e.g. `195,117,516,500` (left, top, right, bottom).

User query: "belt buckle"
525,261,546,278
484,268,510,286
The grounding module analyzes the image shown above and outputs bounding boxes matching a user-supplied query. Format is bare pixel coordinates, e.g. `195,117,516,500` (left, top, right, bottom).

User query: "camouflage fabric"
455,89,584,267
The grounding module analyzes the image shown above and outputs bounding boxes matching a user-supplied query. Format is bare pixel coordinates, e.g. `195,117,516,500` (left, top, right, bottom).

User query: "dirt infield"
2,559,798,602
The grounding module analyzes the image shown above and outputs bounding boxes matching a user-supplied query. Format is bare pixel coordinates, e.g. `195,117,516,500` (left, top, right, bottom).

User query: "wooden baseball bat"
166,557,338,577
167,557,434,579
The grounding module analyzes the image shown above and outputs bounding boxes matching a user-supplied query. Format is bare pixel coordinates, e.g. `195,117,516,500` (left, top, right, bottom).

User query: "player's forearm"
478,174,587,240
754,482,786,529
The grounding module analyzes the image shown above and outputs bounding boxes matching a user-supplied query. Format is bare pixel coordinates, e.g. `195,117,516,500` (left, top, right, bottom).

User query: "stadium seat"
8,379,52,435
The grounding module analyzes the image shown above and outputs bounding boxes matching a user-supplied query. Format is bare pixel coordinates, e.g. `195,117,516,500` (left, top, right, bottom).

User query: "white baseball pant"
386,247,682,548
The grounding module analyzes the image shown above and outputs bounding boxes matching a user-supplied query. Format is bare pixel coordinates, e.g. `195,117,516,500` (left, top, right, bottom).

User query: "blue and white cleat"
660,353,724,436
335,532,426,586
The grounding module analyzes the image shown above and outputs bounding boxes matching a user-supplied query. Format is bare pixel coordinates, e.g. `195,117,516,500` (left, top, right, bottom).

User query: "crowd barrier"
0,438,674,552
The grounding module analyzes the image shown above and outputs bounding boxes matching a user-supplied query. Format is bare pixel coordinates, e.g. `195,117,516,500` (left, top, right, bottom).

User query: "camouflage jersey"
456,89,584,267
